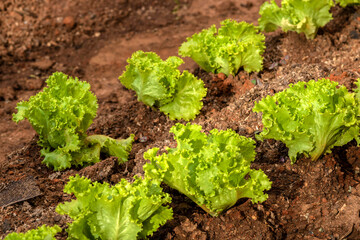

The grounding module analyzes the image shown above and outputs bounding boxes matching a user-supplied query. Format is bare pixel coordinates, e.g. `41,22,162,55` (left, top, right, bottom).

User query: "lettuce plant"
179,19,265,76
143,123,272,217
119,51,207,121
13,72,134,171
336,0,360,7
253,79,360,163
3,224,61,240
56,175,172,240
258,0,334,39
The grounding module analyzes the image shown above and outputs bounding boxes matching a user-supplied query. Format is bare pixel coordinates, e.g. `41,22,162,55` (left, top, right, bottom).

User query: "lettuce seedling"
119,51,207,121
13,72,134,171
3,224,61,240
143,123,272,217
56,175,172,240
253,79,360,163
258,0,334,39
336,0,360,7
179,19,265,76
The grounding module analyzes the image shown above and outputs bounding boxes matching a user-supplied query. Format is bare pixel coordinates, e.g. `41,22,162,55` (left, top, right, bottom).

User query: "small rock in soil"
63,16,75,30
48,172,61,180
238,79,255,95
245,126,254,135
181,218,197,232
31,57,54,70
339,34,347,43
25,78,43,90
22,201,32,211
217,72,226,80
53,215,61,222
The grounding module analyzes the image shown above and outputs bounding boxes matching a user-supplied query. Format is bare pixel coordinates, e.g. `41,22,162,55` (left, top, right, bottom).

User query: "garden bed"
1,0,360,239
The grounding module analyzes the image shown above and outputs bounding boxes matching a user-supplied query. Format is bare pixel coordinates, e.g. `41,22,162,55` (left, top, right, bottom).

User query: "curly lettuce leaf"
143,123,271,216
13,72,134,170
254,79,360,163
84,134,135,164
179,19,265,76
56,175,172,240
3,224,61,240
336,0,360,7
119,51,182,107
159,71,207,121
119,51,206,120
258,0,334,39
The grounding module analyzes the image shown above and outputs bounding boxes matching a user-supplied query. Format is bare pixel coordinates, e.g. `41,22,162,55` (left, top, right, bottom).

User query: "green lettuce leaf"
253,78,360,163
179,19,265,76
3,224,61,240
13,72,134,170
336,0,360,7
143,123,272,217
119,51,206,121
258,0,334,39
355,78,360,101
159,71,207,121
56,175,172,240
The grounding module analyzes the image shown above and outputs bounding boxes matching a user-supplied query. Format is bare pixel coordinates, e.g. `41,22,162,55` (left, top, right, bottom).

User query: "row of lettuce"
8,76,360,238
6,0,360,239
8,74,360,240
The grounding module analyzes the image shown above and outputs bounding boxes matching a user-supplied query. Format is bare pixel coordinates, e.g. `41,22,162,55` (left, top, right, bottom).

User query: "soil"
1,0,360,239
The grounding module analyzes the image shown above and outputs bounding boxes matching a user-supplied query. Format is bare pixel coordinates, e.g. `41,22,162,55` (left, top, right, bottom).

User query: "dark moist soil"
1,0,360,239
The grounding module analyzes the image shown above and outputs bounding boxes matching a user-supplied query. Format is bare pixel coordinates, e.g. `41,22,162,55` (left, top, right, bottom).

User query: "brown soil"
1,0,360,239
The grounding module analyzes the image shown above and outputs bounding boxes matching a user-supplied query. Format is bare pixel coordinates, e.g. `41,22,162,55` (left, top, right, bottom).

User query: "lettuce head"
119,51,207,121
258,0,334,39
254,78,360,163
144,123,271,217
56,175,172,240
13,72,134,170
179,19,265,76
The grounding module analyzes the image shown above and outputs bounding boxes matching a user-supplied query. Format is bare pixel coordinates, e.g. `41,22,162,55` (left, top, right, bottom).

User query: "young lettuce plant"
3,224,61,240
258,0,334,39
119,51,207,121
179,19,266,76
56,175,172,240
143,123,272,217
253,78,360,163
336,0,360,7
13,72,134,171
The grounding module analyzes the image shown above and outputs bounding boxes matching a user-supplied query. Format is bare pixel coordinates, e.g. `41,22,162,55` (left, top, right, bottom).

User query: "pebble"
245,126,254,135
339,34,347,43
31,57,54,70
63,16,75,30
217,72,226,80
48,172,61,180
53,215,61,222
